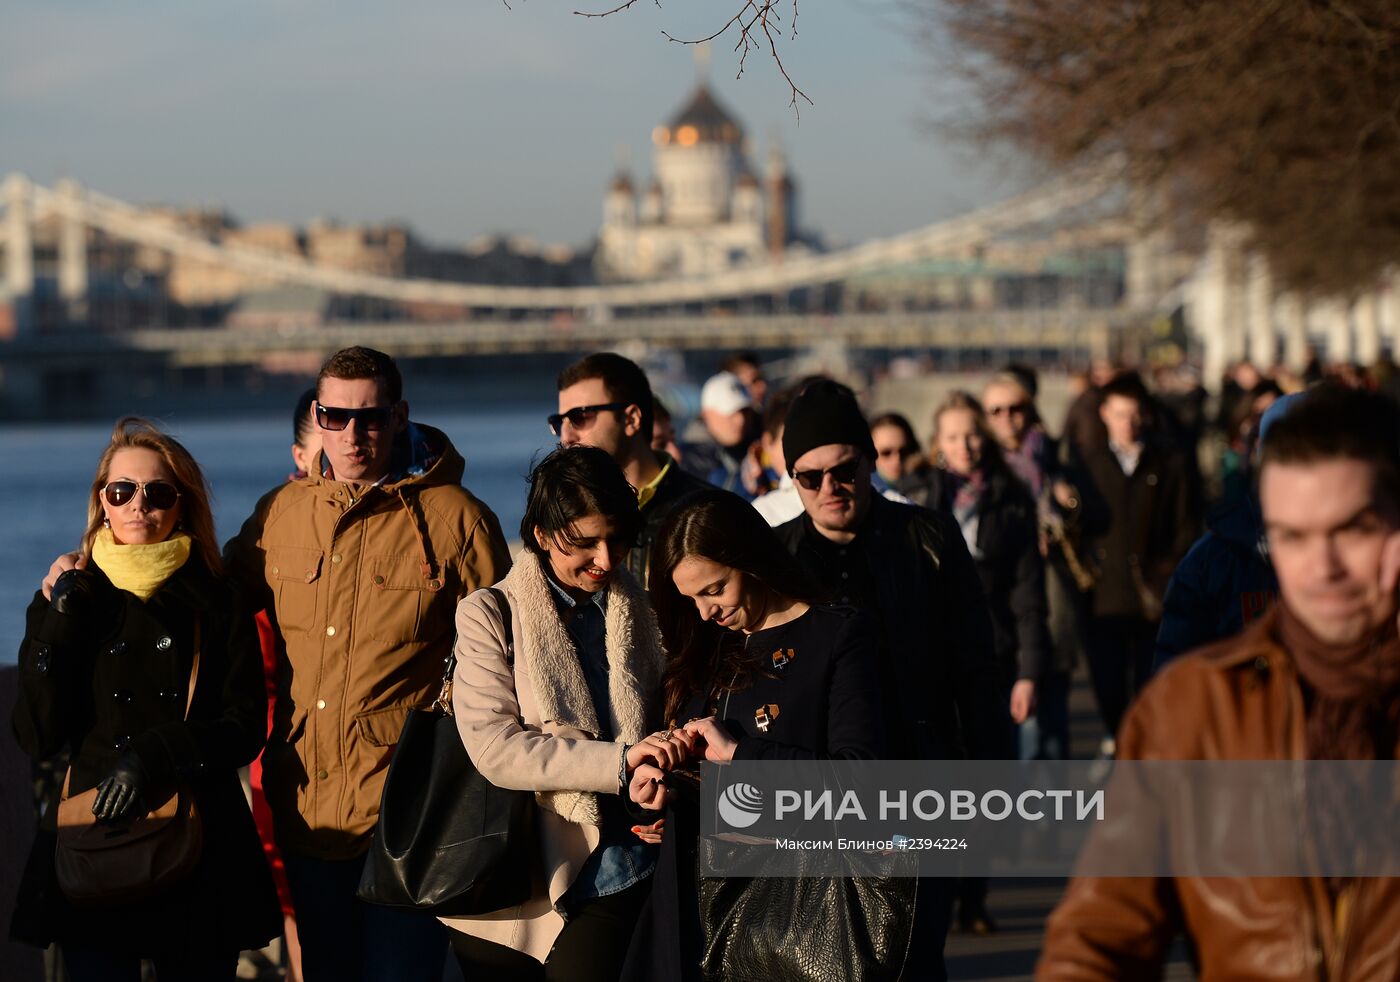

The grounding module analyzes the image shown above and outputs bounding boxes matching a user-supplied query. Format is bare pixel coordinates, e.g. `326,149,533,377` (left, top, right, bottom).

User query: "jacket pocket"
364,556,441,644
350,703,416,818
267,547,322,637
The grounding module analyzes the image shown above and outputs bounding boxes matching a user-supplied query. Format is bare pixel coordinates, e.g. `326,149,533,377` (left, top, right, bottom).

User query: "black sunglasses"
102,480,181,510
791,459,862,492
315,403,397,432
547,402,627,436
987,403,1030,418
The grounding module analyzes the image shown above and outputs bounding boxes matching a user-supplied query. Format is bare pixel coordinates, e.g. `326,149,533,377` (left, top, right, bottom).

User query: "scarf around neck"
1274,602,1400,759
91,527,192,601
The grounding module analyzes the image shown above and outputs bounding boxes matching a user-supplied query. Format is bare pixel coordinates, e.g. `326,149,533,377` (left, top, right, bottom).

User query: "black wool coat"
912,465,1050,685
10,556,281,956
774,495,1009,761
1080,442,1200,621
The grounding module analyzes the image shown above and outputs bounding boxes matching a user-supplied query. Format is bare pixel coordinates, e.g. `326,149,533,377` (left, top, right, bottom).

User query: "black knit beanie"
781,379,876,472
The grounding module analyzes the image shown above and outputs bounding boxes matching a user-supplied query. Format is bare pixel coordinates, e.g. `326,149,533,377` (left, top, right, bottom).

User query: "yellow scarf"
91,528,192,601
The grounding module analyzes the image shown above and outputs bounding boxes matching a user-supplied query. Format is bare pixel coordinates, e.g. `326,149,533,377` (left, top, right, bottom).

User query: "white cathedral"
596,83,804,283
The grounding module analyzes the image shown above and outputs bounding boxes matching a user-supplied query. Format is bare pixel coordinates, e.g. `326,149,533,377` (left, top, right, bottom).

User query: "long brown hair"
648,490,817,722
82,417,222,575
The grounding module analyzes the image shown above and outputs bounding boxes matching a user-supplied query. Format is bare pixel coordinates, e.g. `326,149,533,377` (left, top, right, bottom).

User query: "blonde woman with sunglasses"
13,417,280,980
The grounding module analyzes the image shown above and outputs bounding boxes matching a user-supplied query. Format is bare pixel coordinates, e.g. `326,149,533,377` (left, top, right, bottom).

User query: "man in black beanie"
772,379,1009,982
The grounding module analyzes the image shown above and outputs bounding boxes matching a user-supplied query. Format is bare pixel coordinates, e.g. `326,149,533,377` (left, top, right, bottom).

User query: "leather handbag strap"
182,621,201,721
438,588,513,715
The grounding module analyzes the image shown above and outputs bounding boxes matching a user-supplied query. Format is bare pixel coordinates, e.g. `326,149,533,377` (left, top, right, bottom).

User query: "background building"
597,84,811,282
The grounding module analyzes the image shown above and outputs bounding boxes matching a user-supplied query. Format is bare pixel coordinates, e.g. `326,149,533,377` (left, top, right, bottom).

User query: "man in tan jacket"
225,347,511,982
1038,386,1400,980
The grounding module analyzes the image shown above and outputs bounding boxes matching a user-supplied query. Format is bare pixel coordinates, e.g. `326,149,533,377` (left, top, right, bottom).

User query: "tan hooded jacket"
225,423,511,859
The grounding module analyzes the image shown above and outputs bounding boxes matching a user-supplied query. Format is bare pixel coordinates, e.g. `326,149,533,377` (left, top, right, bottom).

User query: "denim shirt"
545,576,656,906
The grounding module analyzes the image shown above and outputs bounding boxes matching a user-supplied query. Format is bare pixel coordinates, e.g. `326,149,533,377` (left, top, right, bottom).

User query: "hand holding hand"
631,818,665,845
682,716,738,763
43,552,86,601
626,727,696,775
91,752,149,824
629,763,669,811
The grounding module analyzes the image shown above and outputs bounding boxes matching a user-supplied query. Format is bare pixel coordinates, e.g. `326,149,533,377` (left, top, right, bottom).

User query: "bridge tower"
3,173,35,336
56,178,88,307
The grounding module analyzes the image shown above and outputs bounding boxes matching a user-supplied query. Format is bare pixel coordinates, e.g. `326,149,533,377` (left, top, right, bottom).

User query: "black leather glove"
92,752,149,824
50,568,98,617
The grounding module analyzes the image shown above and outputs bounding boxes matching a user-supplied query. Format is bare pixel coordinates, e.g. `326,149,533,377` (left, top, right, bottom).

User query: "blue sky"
1,0,1034,250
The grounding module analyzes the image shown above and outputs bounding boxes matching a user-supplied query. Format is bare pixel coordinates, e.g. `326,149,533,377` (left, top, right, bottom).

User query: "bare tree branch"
572,0,812,112
921,0,1400,295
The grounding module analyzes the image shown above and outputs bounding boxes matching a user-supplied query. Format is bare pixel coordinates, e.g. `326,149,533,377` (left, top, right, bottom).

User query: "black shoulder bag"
357,587,537,915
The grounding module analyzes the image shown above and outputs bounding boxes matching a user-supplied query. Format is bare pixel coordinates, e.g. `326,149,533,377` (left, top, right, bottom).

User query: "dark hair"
653,397,673,426
721,351,762,375
1001,362,1040,400
1260,385,1400,511
558,352,655,442
648,490,818,721
317,346,403,405
869,412,920,455
293,387,317,447
1098,371,1152,407
520,446,641,559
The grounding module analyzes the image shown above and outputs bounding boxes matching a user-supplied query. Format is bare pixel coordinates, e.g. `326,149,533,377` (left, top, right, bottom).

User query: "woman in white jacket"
440,446,682,982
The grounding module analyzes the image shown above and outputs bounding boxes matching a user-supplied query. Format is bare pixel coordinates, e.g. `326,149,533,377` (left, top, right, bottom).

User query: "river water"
0,404,559,664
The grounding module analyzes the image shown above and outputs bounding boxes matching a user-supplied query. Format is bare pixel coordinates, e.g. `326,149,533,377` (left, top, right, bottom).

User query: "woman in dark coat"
12,417,280,980
622,490,908,982
916,391,1051,933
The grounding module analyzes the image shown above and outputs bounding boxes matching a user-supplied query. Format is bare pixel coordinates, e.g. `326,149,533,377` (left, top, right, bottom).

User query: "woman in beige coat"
440,446,681,982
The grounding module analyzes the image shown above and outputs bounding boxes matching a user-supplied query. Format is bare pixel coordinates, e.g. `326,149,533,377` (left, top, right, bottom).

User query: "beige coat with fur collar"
439,549,666,961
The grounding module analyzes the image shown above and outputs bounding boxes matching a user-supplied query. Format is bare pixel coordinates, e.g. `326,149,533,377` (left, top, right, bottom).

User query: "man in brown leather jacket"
1039,385,1400,980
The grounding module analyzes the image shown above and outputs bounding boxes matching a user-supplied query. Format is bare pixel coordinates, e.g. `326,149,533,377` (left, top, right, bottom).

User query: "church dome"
652,85,744,147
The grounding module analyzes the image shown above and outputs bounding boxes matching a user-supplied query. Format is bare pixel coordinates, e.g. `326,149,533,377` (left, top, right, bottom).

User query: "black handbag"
697,834,917,981
357,588,536,915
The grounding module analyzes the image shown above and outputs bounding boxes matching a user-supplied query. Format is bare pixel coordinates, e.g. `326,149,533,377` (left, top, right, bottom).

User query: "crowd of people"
10,343,1400,980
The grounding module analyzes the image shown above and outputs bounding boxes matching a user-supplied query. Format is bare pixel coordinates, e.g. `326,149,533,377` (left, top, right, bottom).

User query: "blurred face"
557,377,640,461
791,443,872,540
671,555,768,633
651,412,676,454
871,424,913,482
702,408,750,449
733,364,768,407
315,376,406,484
291,419,323,477
100,447,183,546
762,425,786,478
1262,458,1399,645
1100,394,1144,449
983,382,1033,450
936,408,985,476
534,513,629,598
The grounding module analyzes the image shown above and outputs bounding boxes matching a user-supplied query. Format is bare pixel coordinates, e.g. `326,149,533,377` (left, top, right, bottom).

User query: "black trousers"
449,878,651,982
1085,615,1157,740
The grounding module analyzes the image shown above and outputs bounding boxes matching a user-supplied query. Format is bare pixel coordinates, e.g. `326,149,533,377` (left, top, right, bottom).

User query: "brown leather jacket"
1038,608,1400,981
225,424,511,859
